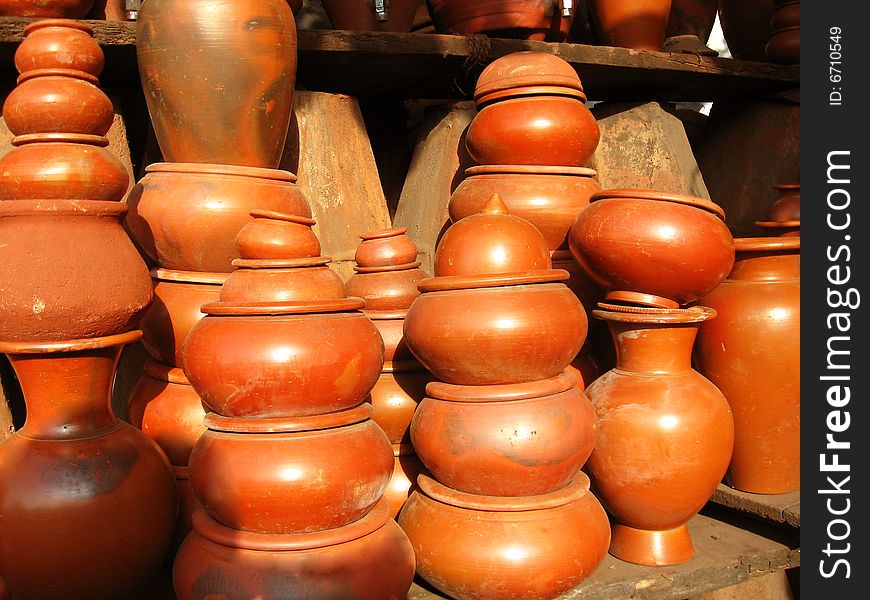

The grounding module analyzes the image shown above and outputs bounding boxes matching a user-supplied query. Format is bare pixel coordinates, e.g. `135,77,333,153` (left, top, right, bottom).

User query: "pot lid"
474,51,585,104
590,189,727,221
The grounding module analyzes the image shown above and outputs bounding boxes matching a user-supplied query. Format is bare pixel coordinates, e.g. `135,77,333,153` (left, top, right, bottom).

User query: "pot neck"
609,321,699,374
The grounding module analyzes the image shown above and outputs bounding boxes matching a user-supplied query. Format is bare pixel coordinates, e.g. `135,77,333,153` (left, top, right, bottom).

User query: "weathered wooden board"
711,484,801,529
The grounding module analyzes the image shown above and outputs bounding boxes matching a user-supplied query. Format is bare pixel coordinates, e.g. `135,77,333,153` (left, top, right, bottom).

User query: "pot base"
609,523,694,566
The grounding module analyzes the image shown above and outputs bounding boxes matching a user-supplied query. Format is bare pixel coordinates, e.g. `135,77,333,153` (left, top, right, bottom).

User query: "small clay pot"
473,51,586,105
354,227,419,268
219,257,348,304
234,210,321,259
426,0,575,42
768,183,800,221
0,1,95,18
322,0,419,32
189,405,394,534
13,19,104,76
588,0,673,50
369,364,433,444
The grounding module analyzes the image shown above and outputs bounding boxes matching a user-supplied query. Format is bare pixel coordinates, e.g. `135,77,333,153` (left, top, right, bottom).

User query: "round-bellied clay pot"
189,404,394,534
219,257,348,304
0,1,94,17
0,199,152,342
769,183,800,221
584,306,734,566
385,444,426,519
695,237,800,494
473,50,587,105
425,0,575,42
717,0,777,60
136,0,297,168
13,19,104,76
411,371,597,496
353,227,420,270
568,189,735,309
322,0,419,31
369,363,432,444
588,0,673,50
173,498,416,600
0,332,177,600
234,210,321,260
398,472,610,600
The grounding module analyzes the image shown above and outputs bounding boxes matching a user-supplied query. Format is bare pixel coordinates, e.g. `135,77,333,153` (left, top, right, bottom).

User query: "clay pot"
568,189,735,309
585,306,734,566
718,0,776,61
354,227,420,269
449,166,601,251
411,371,597,496
385,445,426,519
0,200,152,342
13,19,104,77
404,273,587,385
695,237,799,494
234,210,321,260
140,269,227,367
220,257,348,304
0,1,94,17
765,26,799,64
189,404,394,534
182,298,384,417
173,498,416,600
588,0,673,50
322,0,419,32
666,0,718,41
127,360,208,467
137,0,297,168
426,0,575,42
473,51,586,105
768,183,800,221
126,163,311,272
370,364,433,444
398,472,610,600
0,332,177,600
348,269,429,312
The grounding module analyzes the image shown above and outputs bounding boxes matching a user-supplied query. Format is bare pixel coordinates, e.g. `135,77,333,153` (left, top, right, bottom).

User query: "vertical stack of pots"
450,51,606,387
399,195,611,600
0,20,177,600
567,189,737,566
172,211,416,598
345,228,433,517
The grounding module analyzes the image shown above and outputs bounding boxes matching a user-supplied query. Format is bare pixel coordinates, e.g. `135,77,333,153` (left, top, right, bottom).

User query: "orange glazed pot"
426,0,575,41
189,404,393,534
173,498,416,600
584,306,734,566
588,0,673,50
398,473,610,600
695,237,800,494
411,371,597,496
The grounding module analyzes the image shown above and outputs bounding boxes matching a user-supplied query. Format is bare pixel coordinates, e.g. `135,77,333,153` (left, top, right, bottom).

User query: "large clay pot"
189,404,394,534
322,0,419,32
584,306,734,566
411,371,597,496
568,189,734,308
589,0,673,50
426,0,575,42
718,0,776,60
0,200,153,342
0,1,94,17
398,472,610,600
173,498,416,600
695,237,799,493
13,19,104,76
136,0,298,168
0,332,177,600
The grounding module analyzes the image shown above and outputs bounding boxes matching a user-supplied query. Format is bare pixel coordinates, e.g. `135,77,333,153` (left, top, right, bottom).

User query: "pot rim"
248,209,316,226
144,162,297,183
16,68,100,86
773,183,800,191
151,268,228,285
201,297,365,316
359,226,408,240
143,359,190,385
353,260,422,274
425,370,578,402
417,270,568,293
203,403,373,433
476,85,588,106
0,198,127,217
24,19,94,36
11,132,108,147
755,220,800,229
0,329,142,354
589,189,726,221
231,256,331,269
592,305,717,324
465,164,598,177
734,236,801,253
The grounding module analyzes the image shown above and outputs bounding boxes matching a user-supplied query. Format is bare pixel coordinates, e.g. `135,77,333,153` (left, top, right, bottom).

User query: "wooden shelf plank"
710,484,801,528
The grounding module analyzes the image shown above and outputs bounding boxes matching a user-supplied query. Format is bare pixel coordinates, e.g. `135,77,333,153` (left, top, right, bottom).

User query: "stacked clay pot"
345,228,433,518
173,211,416,599
0,21,177,600
765,0,799,65
399,195,610,600
568,188,736,565
756,183,799,236
451,51,605,387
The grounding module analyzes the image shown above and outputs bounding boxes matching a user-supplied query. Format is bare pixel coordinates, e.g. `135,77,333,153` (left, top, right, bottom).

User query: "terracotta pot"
426,0,575,42
0,1,94,17
588,0,673,50
770,0,799,29
666,0,718,41
768,183,800,221
220,258,348,304
0,200,152,342
473,51,587,105
404,273,587,385
127,360,208,467
370,364,433,444
0,332,177,600
695,238,799,493
585,306,734,566
398,473,610,600
568,189,735,309
140,269,227,367
322,0,419,31
126,163,311,272
0,136,129,202
13,19,104,77
234,210,321,260
173,467,199,552
182,299,384,417
412,371,597,496
137,0,297,168
189,405,394,534
354,227,420,269
551,248,603,326
449,166,601,251
173,498,416,600
718,0,776,60
385,445,426,519
348,268,428,312
765,26,799,64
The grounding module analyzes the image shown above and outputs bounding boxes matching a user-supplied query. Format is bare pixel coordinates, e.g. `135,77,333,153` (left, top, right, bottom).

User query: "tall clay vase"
136,0,298,168
695,237,799,494
0,332,178,600
589,0,673,50
584,306,734,566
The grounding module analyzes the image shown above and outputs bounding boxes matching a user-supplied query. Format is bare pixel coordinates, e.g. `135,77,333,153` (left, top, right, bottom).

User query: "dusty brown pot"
695,238,799,494
0,199,152,343
13,19,104,76
589,0,673,50
234,210,321,260
0,1,94,17
322,0,419,31
426,0,575,41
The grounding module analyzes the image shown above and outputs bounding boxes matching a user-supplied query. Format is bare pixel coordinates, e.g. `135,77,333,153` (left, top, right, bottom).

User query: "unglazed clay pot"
769,183,800,221
234,210,321,260
127,360,208,467
13,19,104,76
182,299,384,417
695,238,799,494
585,306,734,566
426,0,575,42
137,0,297,168
765,26,799,64
0,200,152,342
398,473,610,600
189,405,394,534
220,257,348,304
0,1,94,17
126,163,311,272
173,498,416,600
718,0,776,60
770,0,799,29
0,332,177,600
322,0,419,31
369,365,432,444
568,189,735,308
589,0,673,50
473,50,587,104
404,273,587,385
353,227,420,270
385,444,426,518
551,248,604,326
411,371,597,496
449,166,601,251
